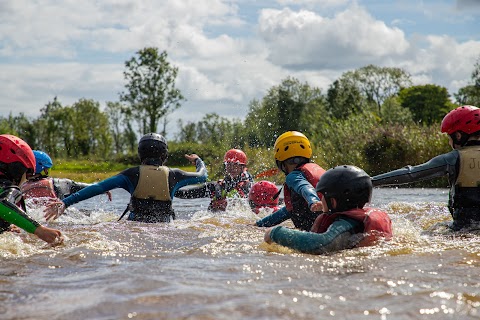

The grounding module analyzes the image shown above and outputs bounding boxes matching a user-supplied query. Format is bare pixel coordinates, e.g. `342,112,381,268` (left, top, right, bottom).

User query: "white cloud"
0,0,479,139
258,5,409,69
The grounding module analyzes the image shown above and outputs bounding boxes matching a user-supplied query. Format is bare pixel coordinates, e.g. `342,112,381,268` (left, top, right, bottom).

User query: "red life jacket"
311,207,393,247
283,163,326,230
22,178,58,201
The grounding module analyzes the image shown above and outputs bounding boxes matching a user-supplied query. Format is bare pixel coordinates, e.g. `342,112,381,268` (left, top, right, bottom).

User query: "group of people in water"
1,105,480,254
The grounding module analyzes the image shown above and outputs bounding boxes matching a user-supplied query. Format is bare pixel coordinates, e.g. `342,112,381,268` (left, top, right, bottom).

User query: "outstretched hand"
310,201,324,212
34,225,63,244
264,227,274,244
44,201,66,221
184,154,199,164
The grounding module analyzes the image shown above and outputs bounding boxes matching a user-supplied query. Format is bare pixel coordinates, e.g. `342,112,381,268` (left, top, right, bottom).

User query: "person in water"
44,133,208,223
248,180,280,214
175,148,254,211
0,134,62,244
21,150,112,204
372,105,480,231
255,131,326,231
264,165,392,254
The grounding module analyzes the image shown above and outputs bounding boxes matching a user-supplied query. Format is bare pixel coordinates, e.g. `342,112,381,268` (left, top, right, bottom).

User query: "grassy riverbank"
50,159,196,183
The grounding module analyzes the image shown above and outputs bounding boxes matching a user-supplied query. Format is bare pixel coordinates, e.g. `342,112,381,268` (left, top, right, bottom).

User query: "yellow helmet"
274,131,312,162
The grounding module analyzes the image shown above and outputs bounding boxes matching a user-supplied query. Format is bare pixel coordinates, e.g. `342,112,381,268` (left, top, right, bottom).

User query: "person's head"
138,133,168,165
223,149,247,178
33,150,53,177
274,131,312,174
0,134,36,185
441,105,480,148
248,180,279,211
316,165,372,213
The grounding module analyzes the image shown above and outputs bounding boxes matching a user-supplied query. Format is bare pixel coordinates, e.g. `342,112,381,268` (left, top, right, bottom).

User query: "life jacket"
283,163,326,231
130,165,174,222
21,177,58,201
209,169,253,211
449,146,480,214
311,207,393,247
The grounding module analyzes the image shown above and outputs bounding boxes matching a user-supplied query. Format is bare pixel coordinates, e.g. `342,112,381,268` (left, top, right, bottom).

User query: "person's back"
44,133,207,223
264,165,392,254
372,105,480,230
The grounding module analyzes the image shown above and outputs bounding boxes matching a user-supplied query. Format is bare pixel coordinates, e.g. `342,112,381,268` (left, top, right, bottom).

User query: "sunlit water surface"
1,187,479,319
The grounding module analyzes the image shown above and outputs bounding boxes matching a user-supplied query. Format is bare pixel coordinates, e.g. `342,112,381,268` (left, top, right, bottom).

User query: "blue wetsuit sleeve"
170,158,208,198
256,206,291,227
63,174,133,208
285,170,321,207
269,218,360,254
371,151,458,187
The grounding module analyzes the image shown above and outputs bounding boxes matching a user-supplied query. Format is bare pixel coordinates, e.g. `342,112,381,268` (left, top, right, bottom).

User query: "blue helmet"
33,150,53,174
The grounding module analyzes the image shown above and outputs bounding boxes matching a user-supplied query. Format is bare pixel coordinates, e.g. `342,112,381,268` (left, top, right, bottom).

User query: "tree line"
1,47,480,181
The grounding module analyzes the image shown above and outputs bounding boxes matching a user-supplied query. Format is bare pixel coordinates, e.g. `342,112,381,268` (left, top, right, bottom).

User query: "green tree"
120,47,185,135
454,57,480,106
69,99,111,157
454,85,480,106
337,65,412,115
326,78,368,119
398,84,453,125
244,77,324,147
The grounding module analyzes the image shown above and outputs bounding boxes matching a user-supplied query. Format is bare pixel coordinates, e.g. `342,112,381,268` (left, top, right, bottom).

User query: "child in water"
0,134,62,244
372,105,480,231
264,165,392,254
255,131,325,231
44,133,207,223
175,149,254,211
22,150,112,205
248,180,280,214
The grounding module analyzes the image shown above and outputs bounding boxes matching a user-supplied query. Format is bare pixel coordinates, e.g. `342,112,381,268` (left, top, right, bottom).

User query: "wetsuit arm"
63,174,133,208
256,206,291,227
175,184,209,199
0,200,39,234
269,218,361,254
371,151,458,187
286,170,321,207
52,178,90,199
170,158,208,198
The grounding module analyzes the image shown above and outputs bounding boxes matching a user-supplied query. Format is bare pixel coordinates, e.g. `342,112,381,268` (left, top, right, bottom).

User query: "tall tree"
339,65,412,114
120,47,185,135
398,84,454,125
70,99,111,157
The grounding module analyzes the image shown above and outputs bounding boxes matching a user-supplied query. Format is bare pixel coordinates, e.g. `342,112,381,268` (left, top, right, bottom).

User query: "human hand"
184,154,199,164
44,201,66,221
34,225,63,244
264,227,274,244
106,191,112,201
9,225,22,233
310,201,324,212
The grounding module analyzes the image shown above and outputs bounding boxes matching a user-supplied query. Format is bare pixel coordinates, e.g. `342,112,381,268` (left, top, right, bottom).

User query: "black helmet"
316,165,372,213
138,133,168,165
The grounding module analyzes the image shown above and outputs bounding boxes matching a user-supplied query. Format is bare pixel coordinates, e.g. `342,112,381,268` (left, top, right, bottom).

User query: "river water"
1,187,479,320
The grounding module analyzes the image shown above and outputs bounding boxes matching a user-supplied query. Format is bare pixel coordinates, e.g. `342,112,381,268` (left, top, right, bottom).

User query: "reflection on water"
1,188,479,319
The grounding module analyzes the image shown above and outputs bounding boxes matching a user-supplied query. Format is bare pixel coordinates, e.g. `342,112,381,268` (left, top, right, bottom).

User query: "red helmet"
249,181,279,207
0,134,35,171
441,105,480,135
224,149,247,165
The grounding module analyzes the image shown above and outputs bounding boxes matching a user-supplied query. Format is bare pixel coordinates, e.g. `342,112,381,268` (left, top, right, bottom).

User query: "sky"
1,0,479,139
